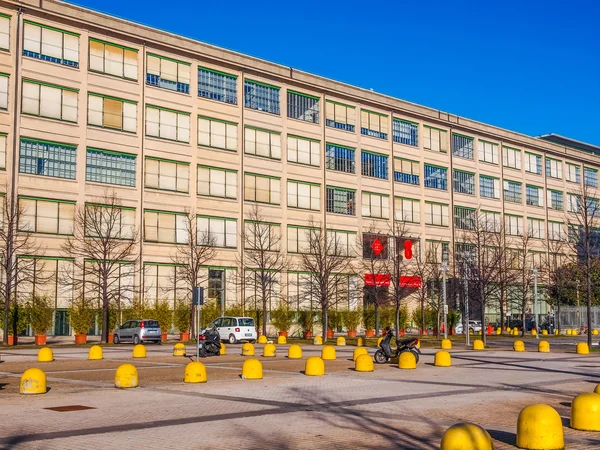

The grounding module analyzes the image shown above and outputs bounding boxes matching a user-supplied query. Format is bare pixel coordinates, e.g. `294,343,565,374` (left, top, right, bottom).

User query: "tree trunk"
262,296,267,337
395,303,400,339
375,303,379,337
587,255,593,347
556,296,561,333
421,298,425,335
499,289,505,331
102,276,109,343
480,284,486,346
322,306,327,341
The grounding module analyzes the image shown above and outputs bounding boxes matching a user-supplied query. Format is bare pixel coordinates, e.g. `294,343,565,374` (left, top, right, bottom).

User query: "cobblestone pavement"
1,344,600,449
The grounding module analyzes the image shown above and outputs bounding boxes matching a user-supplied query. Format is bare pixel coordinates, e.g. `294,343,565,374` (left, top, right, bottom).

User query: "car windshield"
144,320,160,328
238,318,254,327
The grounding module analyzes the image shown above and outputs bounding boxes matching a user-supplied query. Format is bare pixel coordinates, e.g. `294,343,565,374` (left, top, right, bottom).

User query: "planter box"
278,331,288,337
347,330,357,338
34,335,47,346
7,335,15,345
179,332,190,342
74,334,87,345
161,333,167,342
107,333,114,344
326,330,334,339
303,331,312,339
365,329,375,337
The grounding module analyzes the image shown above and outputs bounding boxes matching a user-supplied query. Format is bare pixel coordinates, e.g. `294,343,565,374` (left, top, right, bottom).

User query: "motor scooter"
374,328,420,364
198,326,222,357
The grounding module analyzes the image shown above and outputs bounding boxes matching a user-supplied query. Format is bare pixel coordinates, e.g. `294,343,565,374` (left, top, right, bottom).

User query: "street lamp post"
463,259,470,347
441,262,448,339
532,268,539,340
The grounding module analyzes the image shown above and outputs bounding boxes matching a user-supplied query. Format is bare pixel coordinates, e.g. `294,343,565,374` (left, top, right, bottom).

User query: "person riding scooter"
198,325,222,357
374,327,420,364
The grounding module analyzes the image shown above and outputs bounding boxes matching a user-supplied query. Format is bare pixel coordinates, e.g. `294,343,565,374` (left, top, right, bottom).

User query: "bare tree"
61,191,139,343
509,231,536,337
411,239,442,335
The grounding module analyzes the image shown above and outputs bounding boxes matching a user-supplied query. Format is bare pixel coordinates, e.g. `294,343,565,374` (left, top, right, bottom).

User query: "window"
198,116,237,151
327,229,356,256
244,221,280,250
361,110,388,139
326,143,355,173
503,146,521,170
0,73,8,109
197,216,237,248
244,127,281,159
393,119,418,146
287,90,319,123
88,93,137,133
426,241,449,264
287,180,320,210
144,210,187,243
325,100,355,132
453,206,476,230
478,140,498,164
208,269,226,306
361,151,388,179
503,180,522,203
425,202,449,227
287,226,315,253
526,185,544,207
0,13,9,50
394,197,419,223
197,166,236,198
548,190,563,210
423,126,447,152
362,233,389,259
548,221,564,241
145,105,190,143
361,192,389,219
394,158,419,185
585,197,600,217
89,38,137,79
22,79,78,122
584,167,598,187
525,153,542,175
566,163,581,183
452,134,474,159
23,21,79,67
85,204,135,239
481,210,501,233
198,67,237,104
287,135,320,167
453,170,475,195
568,193,581,213
0,133,6,169
528,218,545,239
244,79,280,114
424,165,447,190
19,197,74,235
86,149,136,187
244,173,281,204
145,158,189,193
146,53,190,94
505,215,522,236
19,138,76,180
326,186,355,215
480,175,500,199
546,158,562,179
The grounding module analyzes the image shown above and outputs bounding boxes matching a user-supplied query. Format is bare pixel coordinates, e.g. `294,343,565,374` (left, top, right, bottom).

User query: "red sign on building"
364,274,391,287
371,237,383,256
399,276,422,288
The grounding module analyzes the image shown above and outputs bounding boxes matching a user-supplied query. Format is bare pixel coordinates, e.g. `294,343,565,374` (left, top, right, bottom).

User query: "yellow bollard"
88,345,103,360
514,340,525,352
554,329,559,335
313,336,323,345
577,342,590,355
277,335,287,344
241,358,263,379
542,329,548,336
538,341,550,353
434,350,451,367
37,347,54,362
115,363,138,388
132,344,146,358
507,327,511,333
473,340,484,351
477,330,482,335
441,339,452,350
356,337,364,347
241,342,254,356
440,423,493,450
288,344,302,359
321,345,336,360
305,356,325,376
355,353,374,372
353,347,368,361
516,404,564,450
184,361,207,383
20,368,47,395
257,335,268,344
219,343,226,355
263,343,276,357
399,351,416,369
336,336,346,346
513,328,520,336
469,329,474,335
173,343,186,356
594,383,600,395
571,392,600,431
594,329,599,336
531,329,537,337
566,329,572,335
496,328,501,335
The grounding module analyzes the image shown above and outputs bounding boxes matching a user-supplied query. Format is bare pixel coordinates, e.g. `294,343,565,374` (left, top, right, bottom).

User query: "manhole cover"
44,405,96,412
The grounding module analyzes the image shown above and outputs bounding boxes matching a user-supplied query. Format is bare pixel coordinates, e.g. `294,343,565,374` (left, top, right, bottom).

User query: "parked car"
455,320,483,334
113,319,162,344
206,316,257,344
506,318,536,332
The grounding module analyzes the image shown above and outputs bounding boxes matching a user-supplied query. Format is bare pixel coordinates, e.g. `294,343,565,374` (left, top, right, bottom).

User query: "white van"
207,316,257,344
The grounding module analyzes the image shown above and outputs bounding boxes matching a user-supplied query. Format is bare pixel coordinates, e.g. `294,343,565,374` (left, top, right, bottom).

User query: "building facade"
0,0,597,335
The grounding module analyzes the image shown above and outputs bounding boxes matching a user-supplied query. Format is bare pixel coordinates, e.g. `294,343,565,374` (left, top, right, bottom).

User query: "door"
119,321,133,341
219,318,232,339
54,309,70,336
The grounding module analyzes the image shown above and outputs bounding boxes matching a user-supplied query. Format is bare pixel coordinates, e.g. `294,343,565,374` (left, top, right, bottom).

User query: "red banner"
364,274,391,287
399,276,421,288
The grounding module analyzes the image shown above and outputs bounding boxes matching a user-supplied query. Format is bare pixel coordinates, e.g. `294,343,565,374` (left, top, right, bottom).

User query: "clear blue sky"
69,0,600,146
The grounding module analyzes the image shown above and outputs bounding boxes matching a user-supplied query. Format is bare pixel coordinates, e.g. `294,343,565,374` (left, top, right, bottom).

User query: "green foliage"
411,306,436,329
447,309,461,332
152,300,173,333
8,304,28,335
341,308,362,330
174,300,191,333
270,302,294,332
225,303,244,317
26,294,53,335
121,308,136,323
106,303,121,333
363,304,376,330
69,299,95,334
246,307,263,332
326,309,343,330
296,309,316,332
398,304,409,331
379,307,396,329
200,300,221,328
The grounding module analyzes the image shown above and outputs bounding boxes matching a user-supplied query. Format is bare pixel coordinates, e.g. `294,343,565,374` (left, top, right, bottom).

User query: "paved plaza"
1,340,600,449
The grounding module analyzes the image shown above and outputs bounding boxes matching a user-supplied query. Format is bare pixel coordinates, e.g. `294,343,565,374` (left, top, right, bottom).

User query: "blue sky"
69,0,600,146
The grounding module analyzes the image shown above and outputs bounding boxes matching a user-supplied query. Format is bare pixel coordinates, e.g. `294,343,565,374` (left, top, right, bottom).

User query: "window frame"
424,164,448,190
244,79,280,115
423,125,447,153
287,134,320,167
22,78,79,123
287,90,319,124
145,104,190,143
326,186,356,216
394,196,420,223
198,67,238,105
361,191,389,219
505,214,523,236
19,137,77,180
88,37,138,80
144,157,190,194
326,143,355,174
23,20,80,68
479,175,500,199
452,133,474,159
393,157,420,185
86,148,136,187
361,150,388,180
87,92,137,133
525,184,544,207
424,201,449,227
503,180,522,203
146,52,190,94
478,139,499,164
502,146,521,170
525,152,542,175
143,209,188,244
0,13,10,52
453,169,475,195
287,179,321,211
198,115,238,152
325,100,355,132
392,119,418,147
584,167,598,188
360,109,388,140
197,215,237,248
243,172,281,205
197,165,237,199
244,126,281,160
527,217,545,239
18,196,75,235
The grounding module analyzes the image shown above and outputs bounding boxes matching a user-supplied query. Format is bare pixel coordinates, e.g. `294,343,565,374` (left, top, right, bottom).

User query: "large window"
244,127,281,159
19,197,74,235
22,79,78,122
505,215,522,236
85,204,135,239
546,158,563,179
145,105,190,143
86,148,136,187
287,90,319,123
197,216,237,248
481,210,501,232
326,186,355,215
395,197,420,223
326,143,355,174
454,206,476,230
327,229,356,256
568,193,581,213
145,157,189,193
0,14,9,51
426,241,449,264
146,53,190,94
287,226,314,254
526,185,544,207
425,202,449,227
480,175,500,199
244,79,280,114
244,173,281,204
548,221,564,241
0,133,6,169
525,152,542,175
88,93,137,133
394,158,419,185
478,140,498,164
584,167,598,187
528,218,545,239
548,190,563,210
361,192,389,219
144,210,187,244
503,180,522,203
198,166,236,199
198,116,237,151
244,221,280,250
393,119,418,146
287,135,320,167
19,138,76,180
89,38,137,79
361,109,388,140
325,100,355,132
453,170,475,195
23,21,79,67
424,164,447,190
503,146,521,170
198,67,237,104
566,163,581,183
361,151,388,179
452,134,474,159
0,73,8,110
287,180,320,211
423,126,447,152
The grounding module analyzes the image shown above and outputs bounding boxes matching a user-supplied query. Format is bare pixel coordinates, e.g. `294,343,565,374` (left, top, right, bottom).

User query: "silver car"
113,319,162,344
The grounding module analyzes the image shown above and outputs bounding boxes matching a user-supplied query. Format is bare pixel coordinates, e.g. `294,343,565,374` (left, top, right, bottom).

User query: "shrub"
270,303,294,333
69,299,95,334
363,304,376,330
342,308,362,330
326,310,343,330
296,310,316,332
225,303,244,317
8,303,28,335
174,300,191,333
200,300,221,328
152,300,173,333
26,294,53,335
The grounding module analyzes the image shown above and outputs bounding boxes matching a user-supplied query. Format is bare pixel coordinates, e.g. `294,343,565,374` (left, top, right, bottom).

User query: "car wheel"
113,334,120,344
133,335,140,345
229,334,238,344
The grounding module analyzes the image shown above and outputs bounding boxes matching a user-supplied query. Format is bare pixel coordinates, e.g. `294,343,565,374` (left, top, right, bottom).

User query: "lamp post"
462,258,470,347
532,268,539,340
441,262,448,339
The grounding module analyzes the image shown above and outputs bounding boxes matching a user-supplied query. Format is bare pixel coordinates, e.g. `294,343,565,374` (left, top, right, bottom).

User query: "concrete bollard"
219,343,226,355
593,329,599,336
20,368,47,395
304,356,325,376
554,329,559,335
570,392,600,431
257,335,268,344
288,344,302,359
514,340,525,352
594,384,600,395
115,363,138,388
542,329,548,336
173,343,186,356
516,404,564,449
184,361,207,383
241,358,263,379
399,351,416,369
577,342,590,354
353,347,368,361
441,339,452,350
355,353,374,372
263,343,276,357
277,335,287,344
321,345,336,360
507,327,512,333
496,327,501,335
132,344,146,358
313,336,323,345
336,336,346,346
434,350,451,367
241,343,255,356
531,329,537,337
473,340,484,351
37,347,54,362
440,423,493,450
538,341,550,353
566,329,572,335
356,337,364,347
88,345,103,360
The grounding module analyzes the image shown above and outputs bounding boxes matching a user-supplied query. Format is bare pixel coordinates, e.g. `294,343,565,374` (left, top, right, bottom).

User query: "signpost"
192,287,204,361
441,262,448,339
532,268,539,339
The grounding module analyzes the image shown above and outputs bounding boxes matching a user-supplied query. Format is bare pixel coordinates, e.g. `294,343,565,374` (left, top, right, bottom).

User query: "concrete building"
0,0,597,335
